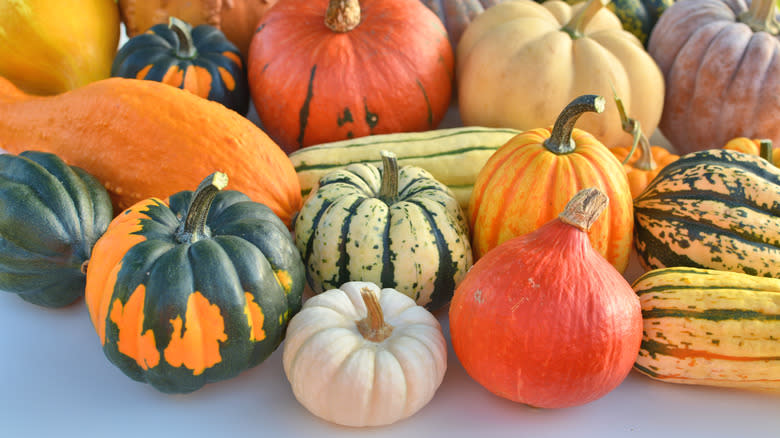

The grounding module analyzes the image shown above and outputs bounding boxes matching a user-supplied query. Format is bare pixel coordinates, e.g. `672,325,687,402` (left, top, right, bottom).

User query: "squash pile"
1,0,779,424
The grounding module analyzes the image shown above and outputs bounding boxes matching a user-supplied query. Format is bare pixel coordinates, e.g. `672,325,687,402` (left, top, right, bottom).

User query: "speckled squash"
84,173,305,393
633,148,780,278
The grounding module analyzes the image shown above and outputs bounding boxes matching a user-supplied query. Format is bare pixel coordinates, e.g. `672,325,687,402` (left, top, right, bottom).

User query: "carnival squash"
457,0,664,149
0,76,301,228
0,0,120,95
247,0,454,153
117,0,278,57
723,138,779,166
420,0,509,45
0,151,113,308
112,17,249,115
283,281,447,426
469,95,634,273
451,188,643,408
648,0,780,153
633,148,780,277
294,151,472,310
85,173,305,394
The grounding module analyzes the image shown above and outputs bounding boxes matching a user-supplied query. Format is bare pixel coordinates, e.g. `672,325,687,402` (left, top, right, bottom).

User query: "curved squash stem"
176,172,228,244
559,187,609,232
738,0,779,35
325,0,361,32
759,139,774,164
543,94,606,155
562,0,609,39
613,90,656,170
379,150,399,204
357,288,394,342
168,17,198,59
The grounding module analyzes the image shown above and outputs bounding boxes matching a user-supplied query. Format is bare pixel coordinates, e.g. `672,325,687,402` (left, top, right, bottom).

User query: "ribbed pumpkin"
420,0,509,45
0,151,113,308
294,151,472,311
469,95,634,273
111,17,249,115
457,0,664,149
247,0,454,153
648,0,780,153
633,148,780,278
724,138,779,166
85,173,305,394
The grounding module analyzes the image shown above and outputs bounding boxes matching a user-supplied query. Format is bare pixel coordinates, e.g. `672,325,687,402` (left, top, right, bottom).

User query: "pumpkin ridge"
405,200,456,308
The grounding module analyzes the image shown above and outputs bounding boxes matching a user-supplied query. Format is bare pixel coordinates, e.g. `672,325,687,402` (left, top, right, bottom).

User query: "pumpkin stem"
169,17,198,59
759,139,774,164
357,288,394,343
614,90,656,170
176,172,228,244
543,94,606,155
738,0,779,35
562,0,608,39
80,259,89,275
325,0,361,32
559,187,609,232
379,150,399,204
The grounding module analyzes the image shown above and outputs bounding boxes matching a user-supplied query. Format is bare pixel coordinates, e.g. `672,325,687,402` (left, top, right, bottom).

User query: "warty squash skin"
647,0,780,153
0,76,302,228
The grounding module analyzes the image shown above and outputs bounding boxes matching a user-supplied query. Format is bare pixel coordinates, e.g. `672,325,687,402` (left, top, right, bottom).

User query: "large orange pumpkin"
469,95,634,273
247,0,454,153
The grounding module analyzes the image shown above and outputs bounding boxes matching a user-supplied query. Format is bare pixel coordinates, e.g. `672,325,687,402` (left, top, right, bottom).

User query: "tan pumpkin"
117,0,278,57
648,0,780,154
456,0,664,149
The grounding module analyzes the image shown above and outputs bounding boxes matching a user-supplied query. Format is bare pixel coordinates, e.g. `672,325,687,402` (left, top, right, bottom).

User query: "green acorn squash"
0,151,113,307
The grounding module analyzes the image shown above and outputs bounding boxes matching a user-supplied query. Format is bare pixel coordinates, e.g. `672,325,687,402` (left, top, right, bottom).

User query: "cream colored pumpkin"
282,281,447,427
456,0,664,149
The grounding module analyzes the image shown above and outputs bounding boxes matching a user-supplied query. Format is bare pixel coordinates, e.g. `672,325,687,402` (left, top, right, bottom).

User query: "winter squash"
247,0,454,153
450,188,643,408
469,94,634,273
84,173,305,394
283,281,447,427
457,0,664,149
0,76,301,228
111,17,249,115
420,0,509,46
0,151,113,308
633,267,780,391
608,93,679,198
0,0,120,95
117,0,278,57
294,151,472,310
633,148,780,277
648,0,780,153
723,137,779,166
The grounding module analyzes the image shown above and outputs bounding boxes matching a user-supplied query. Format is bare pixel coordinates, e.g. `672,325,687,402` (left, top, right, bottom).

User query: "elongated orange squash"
0,76,301,227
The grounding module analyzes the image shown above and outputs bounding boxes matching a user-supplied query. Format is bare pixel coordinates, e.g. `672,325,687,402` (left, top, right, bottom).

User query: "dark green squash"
111,17,249,115
0,151,113,308
84,172,304,394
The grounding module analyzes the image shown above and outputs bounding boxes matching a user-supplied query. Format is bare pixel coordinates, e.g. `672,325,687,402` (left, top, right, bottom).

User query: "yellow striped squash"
633,267,780,392
289,126,521,210
633,149,779,278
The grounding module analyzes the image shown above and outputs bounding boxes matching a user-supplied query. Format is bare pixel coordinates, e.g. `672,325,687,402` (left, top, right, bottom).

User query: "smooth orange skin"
609,144,679,198
449,218,643,408
0,76,302,228
247,0,454,153
468,127,634,273
723,137,780,166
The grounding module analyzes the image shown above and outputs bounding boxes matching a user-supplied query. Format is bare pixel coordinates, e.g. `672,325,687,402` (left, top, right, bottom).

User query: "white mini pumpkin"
282,281,448,427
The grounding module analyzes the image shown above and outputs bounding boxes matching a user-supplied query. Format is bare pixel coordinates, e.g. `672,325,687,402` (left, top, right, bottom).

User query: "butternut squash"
0,76,301,227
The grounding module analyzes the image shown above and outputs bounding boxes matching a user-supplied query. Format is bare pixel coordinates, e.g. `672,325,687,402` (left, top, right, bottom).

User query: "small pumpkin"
451,188,643,408
294,151,472,310
457,0,664,149
283,281,447,427
0,151,113,307
723,137,779,166
420,0,509,46
469,94,634,273
111,17,249,115
648,0,780,153
84,172,305,393
247,0,454,153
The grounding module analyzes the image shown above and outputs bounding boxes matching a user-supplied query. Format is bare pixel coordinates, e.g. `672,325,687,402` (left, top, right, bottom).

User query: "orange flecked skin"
0,76,302,228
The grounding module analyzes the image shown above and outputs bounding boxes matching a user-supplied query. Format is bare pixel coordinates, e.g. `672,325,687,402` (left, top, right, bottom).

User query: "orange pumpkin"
247,0,454,153
469,95,634,273
723,137,779,166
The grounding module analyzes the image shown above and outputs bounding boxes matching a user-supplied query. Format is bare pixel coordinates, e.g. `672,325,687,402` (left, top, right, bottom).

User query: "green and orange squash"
112,17,249,114
84,173,304,393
